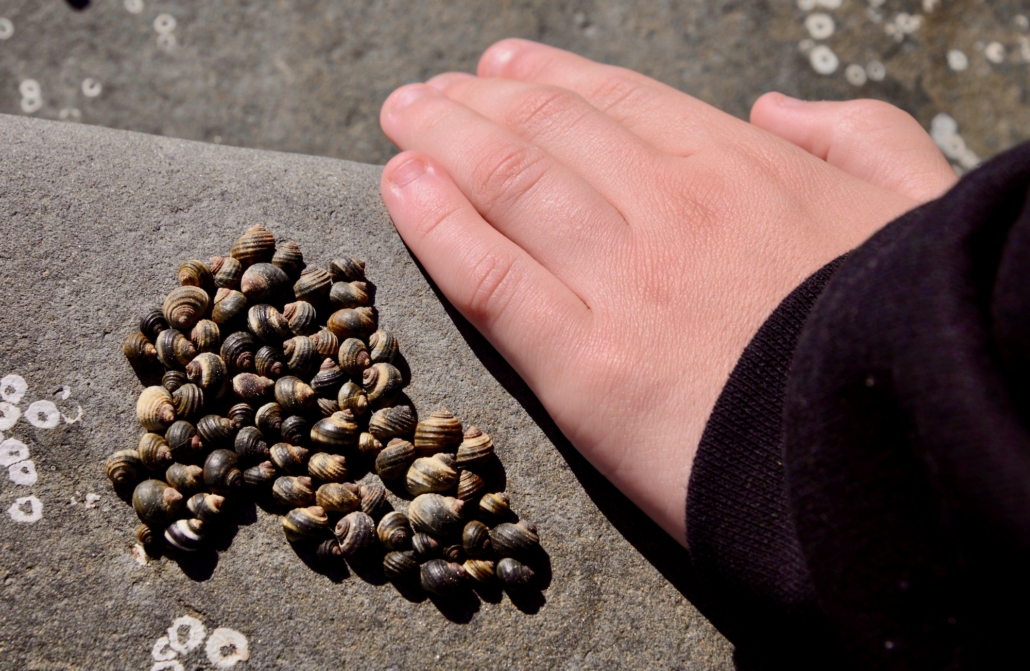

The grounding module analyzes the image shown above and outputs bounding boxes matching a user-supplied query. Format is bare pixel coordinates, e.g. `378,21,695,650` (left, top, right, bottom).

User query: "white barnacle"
8,495,43,523
25,401,60,429
205,628,250,668
153,13,176,34
798,38,815,53
805,13,835,40
817,0,842,8
151,635,176,661
157,33,177,51
866,60,886,81
81,78,102,97
18,80,40,100
809,45,839,75
167,616,206,654
8,460,37,486
1,375,28,404
124,0,144,14
984,41,1005,64
0,404,21,431
845,64,867,86
796,0,817,10
150,662,184,671
0,17,13,40
20,97,42,114
922,0,940,12
0,438,29,466
947,49,969,71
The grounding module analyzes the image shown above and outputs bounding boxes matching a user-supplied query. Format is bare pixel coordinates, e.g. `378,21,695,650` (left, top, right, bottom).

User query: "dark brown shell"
139,309,169,342
187,492,226,523
407,494,465,537
283,335,320,378
479,492,514,522
309,328,339,358
138,432,174,472
106,450,142,486
420,559,467,597
123,332,158,368
455,426,494,469
337,338,371,378
243,460,277,487
377,511,413,551
196,414,234,448
358,482,388,518
367,329,399,364
232,373,274,403
334,510,377,558
165,463,205,496
189,319,221,354
456,469,486,503
203,449,244,494
155,329,197,370
255,402,284,438
241,262,291,304
317,397,340,417
337,381,368,417
383,550,420,581
315,482,360,514
310,411,359,450
358,432,383,459
234,425,269,464
283,301,318,336
406,455,459,497
463,559,496,583
310,358,347,398
327,307,376,340
210,255,243,290
171,383,204,421
227,402,255,429
375,438,415,480
328,257,366,282
163,286,210,331
230,224,276,267
270,443,310,475
368,404,417,442
283,506,330,542
316,539,343,565
271,240,305,279
329,281,369,309
274,376,316,415
414,409,463,457
489,522,540,559
211,288,248,325
462,520,492,558
221,331,258,374
272,475,315,507
132,479,183,526
496,557,536,589
162,370,188,393
164,518,206,552
412,532,441,561
247,304,291,344
254,345,286,379
362,362,404,405
165,420,203,462
280,414,310,446
136,523,158,546
178,259,214,293
293,266,332,304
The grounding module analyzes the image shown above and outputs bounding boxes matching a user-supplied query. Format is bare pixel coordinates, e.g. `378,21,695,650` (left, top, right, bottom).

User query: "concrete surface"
0,113,733,670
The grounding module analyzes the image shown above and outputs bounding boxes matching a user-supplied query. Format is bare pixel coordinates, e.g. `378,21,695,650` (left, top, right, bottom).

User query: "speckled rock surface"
0,0,1027,171
0,114,733,670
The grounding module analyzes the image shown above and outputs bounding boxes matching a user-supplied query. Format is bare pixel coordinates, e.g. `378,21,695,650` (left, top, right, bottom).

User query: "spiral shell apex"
230,224,276,267
377,511,412,551
155,329,197,370
254,345,286,379
186,352,228,399
337,381,368,417
189,319,221,354
197,414,234,448
165,518,206,552
329,281,369,310
178,259,214,293
358,432,383,459
456,469,485,503
315,482,360,514
328,257,366,282
166,420,203,462
283,506,330,542
368,328,399,364
283,301,318,336
383,551,420,580
455,427,494,468
123,332,158,368
166,463,205,496
412,533,442,561
243,461,277,487
327,307,376,340
407,494,465,537
308,452,348,483
375,438,415,481
462,520,492,558
271,240,304,278
421,559,467,597
479,492,514,522
106,450,142,486
270,443,310,475
283,335,319,378
187,492,226,523
241,262,291,304
212,288,248,325
293,266,332,304
234,426,269,464
132,479,183,526
310,358,347,398
137,386,176,432
163,286,210,331
358,482,388,518
248,304,291,344
137,523,158,546
334,511,376,558
138,433,174,472
309,328,339,358
255,402,284,437
362,362,404,405
406,455,459,497
162,370,188,393
227,402,255,429
140,309,169,342
337,338,371,378
210,255,243,290
204,449,244,494
221,331,258,373
414,409,463,456
310,411,359,450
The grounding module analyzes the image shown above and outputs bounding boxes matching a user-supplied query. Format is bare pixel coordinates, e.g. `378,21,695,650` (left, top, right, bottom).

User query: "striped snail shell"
165,420,203,461
155,329,196,370
230,224,276,267
123,332,157,368
232,373,274,403
139,308,169,342
315,482,360,514
162,370,188,393
186,352,228,400
255,402,284,438
377,511,412,551
456,470,486,503
247,304,291,344
163,285,209,331
178,259,214,293
189,319,221,354
211,288,248,325
368,404,417,442
270,240,305,279
136,523,158,546
337,338,371,378
270,443,310,475
310,359,347,398
307,452,348,483
138,432,174,472
462,520,492,558
368,329,399,364
283,335,320,378
329,280,369,309
463,559,496,583
327,306,377,340
337,381,368,417
221,331,258,374
227,402,255,429
293,266,332,304
334,510,377,558
241,262,291,304
280,415,310,446
132,479,183,526
317,397,340,417
272,475,315,507
408,494,466,537
406,455,459,497
283,301,318,336
383,550,420,581
414,409,463,457
283,506,330,542
362,362,404,405
442,544,464,563
412,532,441,561
489,522,540,559
358,482,388,518
375,438,415,481
197,414,234,448
137,386,176,432
106,450,142,486
328,257,366,282
243,460,277,488
316,538,343,565
274,376,316,415
310,411,359,451
496,557,536,589
210,255,243,290
187,492,226,523
455,427,494,469
479,492,514,523
166,463,205,496
309,328,339,358
254,345,286,379
164,518,206,552
204,449,244,494
358,432,383,460
420,559,468,597
234,426,269,464
171,383,204,421
435,452,458,471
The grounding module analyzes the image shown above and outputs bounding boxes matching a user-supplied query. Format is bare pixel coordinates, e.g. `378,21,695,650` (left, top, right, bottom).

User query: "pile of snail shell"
111,225,543,599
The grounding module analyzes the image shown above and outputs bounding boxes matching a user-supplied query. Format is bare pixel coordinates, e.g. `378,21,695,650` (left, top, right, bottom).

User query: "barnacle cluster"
112,225,543,599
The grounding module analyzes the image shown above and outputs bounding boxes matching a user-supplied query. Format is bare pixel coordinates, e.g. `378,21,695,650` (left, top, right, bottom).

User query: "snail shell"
241,262,291,304
230,224,276,267
204,449,244,494
315,482,360,514
138,433,174,472
132,479,183,526
479,492,513,522
165,420,203,461
328,257,366,282
189,319,221,354
232,373,275,403
243,460,277,487
412,532,442,561
270,443,310,475
442,544,464,563
496,557,536,589
407,494,466,537
106,450,142,486
337,381,368,417
163,286,209,331
316,538,343,565
136,523,157,546
280,414,310,446
293,266,332,304
254,345,286,379
383,550,420,581
178,259,214,293
462,520,492,558
274,376,316,415
317,397,340,417
123,332,158,368
283,505,330,542
283,301,318,336
310,411,359,450
255,402,284,438
368,404,417,442
310,358,347,398
137,386,176,432
187,492,226,523
358,432,383,460
327,307,376,340
377,511,412,551
375,438,415,481
186,352,228,400
139,309,169,342
166,463,205,496
164,518,206,552
406,455,459,497
329,280,369,309
489,522,540,559
414,409,463,457
283,335,320,378
210,255,243,290
463,559,496,583
455,427,494,469
247,304,291,344
171,383,204,421
334,510,377,558
456,469,486,503
227,402,255,429
234,425,269,464
435,452,458,471
272,475,315,507
221,331,258,374
309,328,339,358
155,329,197,370
368,329,399,364
420,559,468,597
211,288,248,325
362,362,404,405
337,338,371,378
308,452,348,483
162,370,188,393
271,240,305,279
197,414,234,448
358,482,388,518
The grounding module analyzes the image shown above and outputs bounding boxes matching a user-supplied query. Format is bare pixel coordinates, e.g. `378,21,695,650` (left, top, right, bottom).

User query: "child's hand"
378,39,957,543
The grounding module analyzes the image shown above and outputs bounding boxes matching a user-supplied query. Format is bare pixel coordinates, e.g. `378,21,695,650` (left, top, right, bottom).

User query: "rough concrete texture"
0,113,733,670
0,1,1027,170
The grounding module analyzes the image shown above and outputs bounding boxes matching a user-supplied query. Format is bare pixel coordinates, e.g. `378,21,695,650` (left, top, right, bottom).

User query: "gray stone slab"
0,114,732,670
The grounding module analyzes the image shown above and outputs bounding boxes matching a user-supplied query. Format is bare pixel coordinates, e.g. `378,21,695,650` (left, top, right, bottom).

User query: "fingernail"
778,94,806,108
482,41,520,76
390,85,434,112
389,158,427,188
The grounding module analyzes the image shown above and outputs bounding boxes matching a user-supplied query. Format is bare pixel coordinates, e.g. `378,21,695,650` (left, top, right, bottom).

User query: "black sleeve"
686,141,1030,670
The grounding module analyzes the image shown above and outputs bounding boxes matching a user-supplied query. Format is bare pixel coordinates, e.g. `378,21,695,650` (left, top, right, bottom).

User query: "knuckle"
505,87,585,136
464,249,519,322
588,72,650,117
470,141,550,211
